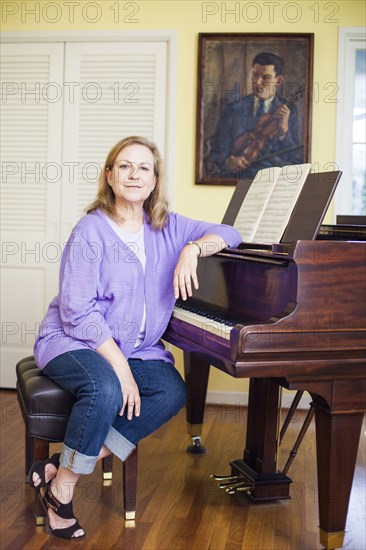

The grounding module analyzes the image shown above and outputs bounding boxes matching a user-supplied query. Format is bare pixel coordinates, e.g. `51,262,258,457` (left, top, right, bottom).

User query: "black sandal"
38,481,85,539
28,453,61,489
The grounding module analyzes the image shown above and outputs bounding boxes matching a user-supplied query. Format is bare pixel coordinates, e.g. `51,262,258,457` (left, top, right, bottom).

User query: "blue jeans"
43,349,187,474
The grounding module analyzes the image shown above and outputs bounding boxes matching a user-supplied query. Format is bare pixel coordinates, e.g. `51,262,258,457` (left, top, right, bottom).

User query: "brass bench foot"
319,528,344,550
35,515,46,526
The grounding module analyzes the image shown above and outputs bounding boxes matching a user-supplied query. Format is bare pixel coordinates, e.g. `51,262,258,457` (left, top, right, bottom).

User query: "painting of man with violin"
196,34,313,185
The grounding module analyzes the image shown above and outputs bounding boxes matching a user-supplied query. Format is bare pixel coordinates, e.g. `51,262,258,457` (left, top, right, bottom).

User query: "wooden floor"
1,389,365,550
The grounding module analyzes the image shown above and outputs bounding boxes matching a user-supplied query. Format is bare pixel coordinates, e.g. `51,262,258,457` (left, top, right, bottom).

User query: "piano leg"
230,378,291,501
312,395,364,550
183,352,210,454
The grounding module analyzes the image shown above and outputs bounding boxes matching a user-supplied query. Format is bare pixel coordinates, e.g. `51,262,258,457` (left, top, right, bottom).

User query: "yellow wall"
2,0,365,394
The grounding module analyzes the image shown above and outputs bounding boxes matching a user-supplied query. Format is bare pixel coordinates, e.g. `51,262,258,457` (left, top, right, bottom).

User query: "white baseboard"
206,390,312,410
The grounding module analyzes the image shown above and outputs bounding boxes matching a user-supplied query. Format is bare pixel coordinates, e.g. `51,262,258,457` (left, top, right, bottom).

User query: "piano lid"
175,249,298,327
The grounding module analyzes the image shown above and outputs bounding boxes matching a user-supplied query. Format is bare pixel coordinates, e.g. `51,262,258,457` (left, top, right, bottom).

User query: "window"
353,48,366,215
334,28,366,220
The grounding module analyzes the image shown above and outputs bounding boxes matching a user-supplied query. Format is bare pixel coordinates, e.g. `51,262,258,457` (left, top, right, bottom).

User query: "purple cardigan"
34,209,241,369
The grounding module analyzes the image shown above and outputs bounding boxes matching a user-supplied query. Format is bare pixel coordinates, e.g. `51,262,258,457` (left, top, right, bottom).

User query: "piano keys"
163,229,366,550
171,305,233,340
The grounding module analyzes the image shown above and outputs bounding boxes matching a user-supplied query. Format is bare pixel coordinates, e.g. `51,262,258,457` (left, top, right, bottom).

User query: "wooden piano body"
163,233,366,550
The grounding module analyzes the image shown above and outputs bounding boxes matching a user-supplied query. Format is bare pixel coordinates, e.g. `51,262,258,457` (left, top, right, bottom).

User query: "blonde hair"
86,136,169,230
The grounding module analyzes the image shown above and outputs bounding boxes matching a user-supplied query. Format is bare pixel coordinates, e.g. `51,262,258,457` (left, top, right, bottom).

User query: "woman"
30,136,241,539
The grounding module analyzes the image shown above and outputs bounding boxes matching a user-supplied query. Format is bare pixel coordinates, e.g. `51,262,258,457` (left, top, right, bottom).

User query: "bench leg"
123,447,138,520
102,455,113,482
25,433,34,476
31,438,49,525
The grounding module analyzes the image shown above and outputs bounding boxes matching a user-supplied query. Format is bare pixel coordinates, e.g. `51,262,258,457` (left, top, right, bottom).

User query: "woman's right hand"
96,338,141,420
115,365,141,420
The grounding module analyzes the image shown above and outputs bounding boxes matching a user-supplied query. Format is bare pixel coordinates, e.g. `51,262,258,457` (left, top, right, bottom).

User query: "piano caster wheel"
186,436,207,454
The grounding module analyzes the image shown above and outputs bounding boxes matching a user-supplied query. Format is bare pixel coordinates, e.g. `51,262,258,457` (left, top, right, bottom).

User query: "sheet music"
253,164,311,243
233,167,282,242
233,164,311,243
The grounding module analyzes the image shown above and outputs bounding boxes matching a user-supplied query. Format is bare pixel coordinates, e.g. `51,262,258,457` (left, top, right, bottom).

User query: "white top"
254,95,275,115
103,213,147,349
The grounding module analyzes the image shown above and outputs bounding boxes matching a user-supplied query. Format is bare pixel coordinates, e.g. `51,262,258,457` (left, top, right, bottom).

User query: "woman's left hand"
174,244,200,301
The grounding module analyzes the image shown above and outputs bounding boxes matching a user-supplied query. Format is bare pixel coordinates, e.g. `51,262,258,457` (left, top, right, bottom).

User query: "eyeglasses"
109,161,153,174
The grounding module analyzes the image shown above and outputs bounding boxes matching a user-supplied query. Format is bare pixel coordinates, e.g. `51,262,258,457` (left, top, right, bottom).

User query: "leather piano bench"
16,356,137,524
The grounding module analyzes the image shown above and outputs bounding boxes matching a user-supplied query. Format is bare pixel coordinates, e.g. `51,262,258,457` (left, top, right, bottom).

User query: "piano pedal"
186,436,207,454
229,484,254,495
210,474,242,482
211,474,254,496
223,481,251,491
218,480,244,488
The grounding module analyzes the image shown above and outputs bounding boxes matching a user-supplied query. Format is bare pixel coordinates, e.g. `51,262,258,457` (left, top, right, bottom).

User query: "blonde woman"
30,136,241,539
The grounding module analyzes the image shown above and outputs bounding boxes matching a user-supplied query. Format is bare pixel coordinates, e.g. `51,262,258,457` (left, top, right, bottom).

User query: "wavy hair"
85,136,169,230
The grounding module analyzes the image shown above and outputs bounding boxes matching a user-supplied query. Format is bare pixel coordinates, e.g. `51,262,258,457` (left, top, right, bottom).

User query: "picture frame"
196,33,314,185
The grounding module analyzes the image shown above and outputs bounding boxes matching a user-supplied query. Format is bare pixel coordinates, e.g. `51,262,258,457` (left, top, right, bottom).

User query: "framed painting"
196,33,314,185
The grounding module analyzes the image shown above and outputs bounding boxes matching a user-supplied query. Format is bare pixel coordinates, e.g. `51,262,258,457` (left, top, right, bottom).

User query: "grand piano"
163,173,366,550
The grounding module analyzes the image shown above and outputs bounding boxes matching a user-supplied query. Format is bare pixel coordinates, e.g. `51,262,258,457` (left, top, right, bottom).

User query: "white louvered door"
1,39,169,387
0,43,64,387
61,41,167,237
